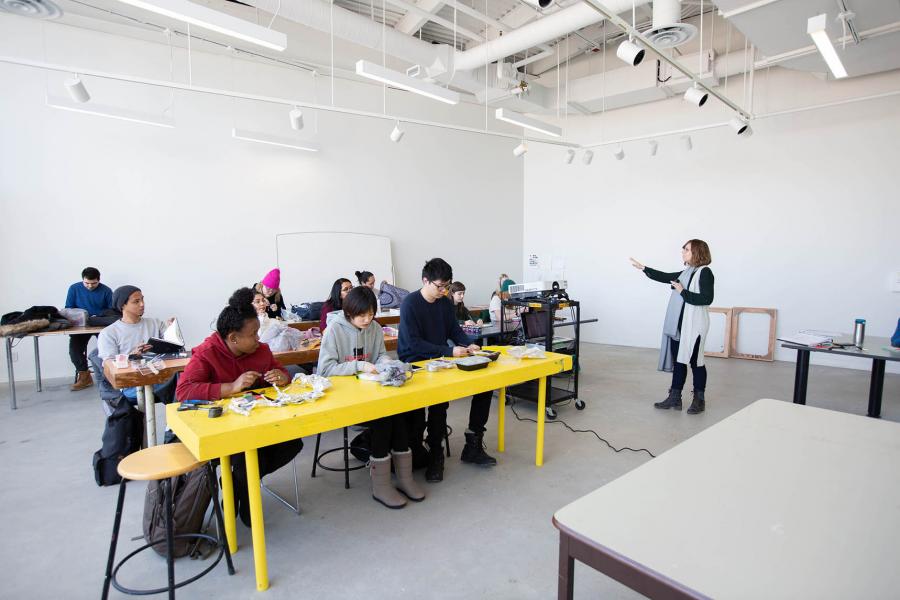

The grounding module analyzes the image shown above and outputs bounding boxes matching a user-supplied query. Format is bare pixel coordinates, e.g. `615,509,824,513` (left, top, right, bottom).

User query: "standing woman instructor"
630,239,715,414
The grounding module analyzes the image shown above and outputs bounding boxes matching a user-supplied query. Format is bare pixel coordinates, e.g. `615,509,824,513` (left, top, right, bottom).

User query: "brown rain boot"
392,450,425,502
370,456,406,509
71,371,93,391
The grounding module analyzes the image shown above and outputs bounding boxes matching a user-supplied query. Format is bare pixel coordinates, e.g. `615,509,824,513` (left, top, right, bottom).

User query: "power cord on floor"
509,401,656,458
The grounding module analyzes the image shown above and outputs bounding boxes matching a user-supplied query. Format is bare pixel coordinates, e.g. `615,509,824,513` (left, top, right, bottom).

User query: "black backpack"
291,301,324,322
143,464,213,558
93,401,144,486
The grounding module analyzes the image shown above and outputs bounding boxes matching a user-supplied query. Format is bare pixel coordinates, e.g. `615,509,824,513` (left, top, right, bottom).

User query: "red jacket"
175,332,288,402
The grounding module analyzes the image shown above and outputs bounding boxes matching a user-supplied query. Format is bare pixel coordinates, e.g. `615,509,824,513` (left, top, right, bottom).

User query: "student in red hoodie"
176,287,303,526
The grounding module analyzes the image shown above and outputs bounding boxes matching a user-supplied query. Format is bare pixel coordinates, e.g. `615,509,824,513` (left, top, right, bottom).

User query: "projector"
508,280,567,299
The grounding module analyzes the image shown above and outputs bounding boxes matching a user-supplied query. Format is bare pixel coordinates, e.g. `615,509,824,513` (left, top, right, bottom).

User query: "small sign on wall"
528,254,540,268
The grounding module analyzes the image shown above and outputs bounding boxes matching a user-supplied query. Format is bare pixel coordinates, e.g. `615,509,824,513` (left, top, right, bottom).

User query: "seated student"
319,278,352,331
449,282,483,326
252,268,286,320
488,274,516,324
176,287,303,527
318,286,425,509
398,258,497,484
65,266,114,391
252,291,302,352
355,270,381,314
97,285,178,405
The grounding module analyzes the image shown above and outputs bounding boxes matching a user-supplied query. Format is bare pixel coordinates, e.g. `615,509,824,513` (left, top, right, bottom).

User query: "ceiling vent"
0,0,62,19
644,0,695,48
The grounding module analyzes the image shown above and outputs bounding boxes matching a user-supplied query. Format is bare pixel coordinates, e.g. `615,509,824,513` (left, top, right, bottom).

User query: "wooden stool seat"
117,443,204,481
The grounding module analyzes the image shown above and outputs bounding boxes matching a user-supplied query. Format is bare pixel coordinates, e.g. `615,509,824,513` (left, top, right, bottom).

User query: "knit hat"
112,285,141,311
500,278,516,293
261,268,280,289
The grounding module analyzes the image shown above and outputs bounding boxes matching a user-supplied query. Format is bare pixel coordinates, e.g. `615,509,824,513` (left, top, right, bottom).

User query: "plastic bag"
506,344,546,359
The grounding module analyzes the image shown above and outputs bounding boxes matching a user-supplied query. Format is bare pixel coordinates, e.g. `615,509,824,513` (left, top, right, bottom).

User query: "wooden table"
168,347,572,591
553,399,900,599
287,313,400,332
782,336,900,417
3,325,105,409
103,337,398,446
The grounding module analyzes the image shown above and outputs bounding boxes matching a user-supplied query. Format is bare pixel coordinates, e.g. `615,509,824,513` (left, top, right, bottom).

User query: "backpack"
291,301,325,322
378,282,410,309
143,464,213,558
93,400,144,486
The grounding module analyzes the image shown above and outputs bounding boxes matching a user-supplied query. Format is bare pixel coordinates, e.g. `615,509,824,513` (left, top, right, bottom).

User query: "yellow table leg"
219,455,238,555
245,448,269,591
536,377,546,467
497,388,506,453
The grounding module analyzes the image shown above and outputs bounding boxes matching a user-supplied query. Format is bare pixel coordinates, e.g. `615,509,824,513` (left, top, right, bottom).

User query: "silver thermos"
853,318,866,348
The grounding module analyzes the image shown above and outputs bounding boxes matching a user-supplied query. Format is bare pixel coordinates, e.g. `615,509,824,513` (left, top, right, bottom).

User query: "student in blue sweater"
398,258,497,483
65,266,113,391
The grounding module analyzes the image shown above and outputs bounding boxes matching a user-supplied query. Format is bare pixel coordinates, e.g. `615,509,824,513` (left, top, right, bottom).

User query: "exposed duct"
645,0,696,48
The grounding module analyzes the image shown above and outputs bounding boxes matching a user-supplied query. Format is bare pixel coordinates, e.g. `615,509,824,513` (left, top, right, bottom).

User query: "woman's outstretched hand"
629,257,645,271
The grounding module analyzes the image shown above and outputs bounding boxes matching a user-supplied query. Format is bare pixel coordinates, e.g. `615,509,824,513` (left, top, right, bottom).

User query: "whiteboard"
275,232,394,307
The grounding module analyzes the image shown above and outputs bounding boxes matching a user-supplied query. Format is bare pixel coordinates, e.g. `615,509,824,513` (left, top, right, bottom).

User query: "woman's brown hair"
685,239,712,267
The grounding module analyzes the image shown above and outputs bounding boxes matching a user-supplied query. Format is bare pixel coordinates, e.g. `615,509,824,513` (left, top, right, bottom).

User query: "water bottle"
853,318,866,348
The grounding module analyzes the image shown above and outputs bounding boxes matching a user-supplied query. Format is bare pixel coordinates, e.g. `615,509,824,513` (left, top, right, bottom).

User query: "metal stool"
310,427,367,489
101,443,235,599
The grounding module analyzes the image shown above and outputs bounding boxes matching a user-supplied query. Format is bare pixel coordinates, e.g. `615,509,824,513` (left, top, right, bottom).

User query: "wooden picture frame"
704,307,733,358
730,307,777,362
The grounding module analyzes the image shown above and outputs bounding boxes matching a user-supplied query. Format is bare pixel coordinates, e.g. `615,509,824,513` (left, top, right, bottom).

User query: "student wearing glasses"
398,258,497,483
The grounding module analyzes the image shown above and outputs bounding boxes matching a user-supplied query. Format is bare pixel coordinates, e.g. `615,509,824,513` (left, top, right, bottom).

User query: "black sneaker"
425,447,444,483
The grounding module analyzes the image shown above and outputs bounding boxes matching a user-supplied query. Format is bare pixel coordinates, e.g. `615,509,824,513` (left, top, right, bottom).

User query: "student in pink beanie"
251,268,287,319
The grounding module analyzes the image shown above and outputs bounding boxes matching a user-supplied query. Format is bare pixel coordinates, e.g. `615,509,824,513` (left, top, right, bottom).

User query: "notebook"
147,318,185,354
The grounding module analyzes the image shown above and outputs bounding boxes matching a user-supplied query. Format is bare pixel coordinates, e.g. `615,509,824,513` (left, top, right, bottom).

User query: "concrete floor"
1,343,897,600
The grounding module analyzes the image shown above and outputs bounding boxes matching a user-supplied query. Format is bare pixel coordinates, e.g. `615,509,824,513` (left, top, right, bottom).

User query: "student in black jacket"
398,258,497,483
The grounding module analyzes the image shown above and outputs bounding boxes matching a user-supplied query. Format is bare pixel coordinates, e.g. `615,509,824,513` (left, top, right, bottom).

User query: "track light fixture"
289,107,304,130
683,85,708,107
613,146,625,161
513,141,528,157
582,150,594,165
648,140,658,156
65,74,90,103
616,38,644,66
390,121,404,143
681,135,693,151
729,116,752,136
565,148,576,164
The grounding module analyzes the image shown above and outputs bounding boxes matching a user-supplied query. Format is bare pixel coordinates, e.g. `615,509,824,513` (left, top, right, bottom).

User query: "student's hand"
233,371,261,391
671,281,684,293
464,320,476,326
358,361,378,374
166,317,175,326
264,369,289,386
130,344,151,355
452,346,471,358
629,257,645,270
467,344,481,353
476,319,484,326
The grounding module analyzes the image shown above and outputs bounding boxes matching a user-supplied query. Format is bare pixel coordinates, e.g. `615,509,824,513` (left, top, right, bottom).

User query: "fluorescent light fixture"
65,75,90,103
494,108,562,138
513,141,528,157
807,13,847,79
582,150,594,165
390,122,404,142
565,148,576,164
112,0,287,51
289,107,304,130
232,128,319,152
355,60,459,105
48,96,174,128
648,140,658,156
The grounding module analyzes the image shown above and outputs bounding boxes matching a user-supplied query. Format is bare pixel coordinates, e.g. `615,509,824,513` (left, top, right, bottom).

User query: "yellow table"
166,347,572,591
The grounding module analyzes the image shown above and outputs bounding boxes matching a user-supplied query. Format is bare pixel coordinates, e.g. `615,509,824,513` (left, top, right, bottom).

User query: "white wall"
524,67,900,372
0,15,524,384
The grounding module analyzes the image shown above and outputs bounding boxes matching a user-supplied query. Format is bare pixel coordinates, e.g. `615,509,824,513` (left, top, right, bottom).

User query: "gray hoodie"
317,311,391,377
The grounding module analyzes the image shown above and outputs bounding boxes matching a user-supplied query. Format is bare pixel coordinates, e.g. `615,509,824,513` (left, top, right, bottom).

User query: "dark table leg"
792,349,810,405
558,531,574,600
33,337,42,392
867,359,886,418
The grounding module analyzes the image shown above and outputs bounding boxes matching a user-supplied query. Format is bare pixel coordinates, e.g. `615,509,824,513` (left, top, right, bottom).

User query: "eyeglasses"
430,280,452,291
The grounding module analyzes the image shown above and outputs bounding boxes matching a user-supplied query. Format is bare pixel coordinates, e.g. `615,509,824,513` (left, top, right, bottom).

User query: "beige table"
3,325,105,409
553,399,900,599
